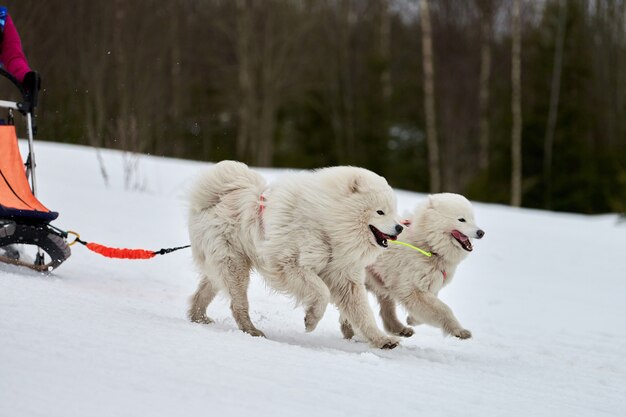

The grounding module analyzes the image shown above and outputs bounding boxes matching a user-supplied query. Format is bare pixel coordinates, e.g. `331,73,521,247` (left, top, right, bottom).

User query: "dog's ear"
348,175,361,194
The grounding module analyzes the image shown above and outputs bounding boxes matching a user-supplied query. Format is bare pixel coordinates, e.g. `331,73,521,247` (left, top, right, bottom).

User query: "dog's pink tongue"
451,230,468,242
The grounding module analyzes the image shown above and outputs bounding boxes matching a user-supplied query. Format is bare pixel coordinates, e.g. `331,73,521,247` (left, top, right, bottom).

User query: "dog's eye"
458,218,466,222
377,210,385,215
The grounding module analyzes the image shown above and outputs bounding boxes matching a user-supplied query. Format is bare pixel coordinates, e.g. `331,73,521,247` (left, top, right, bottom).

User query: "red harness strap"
258,194,267,237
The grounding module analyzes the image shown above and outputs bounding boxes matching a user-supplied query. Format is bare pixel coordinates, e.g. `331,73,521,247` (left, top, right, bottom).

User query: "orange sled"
0,68,70,272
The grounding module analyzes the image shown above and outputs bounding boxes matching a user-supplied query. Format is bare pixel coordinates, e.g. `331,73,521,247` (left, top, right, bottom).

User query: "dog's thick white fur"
342,193,484,340
187,160,404,349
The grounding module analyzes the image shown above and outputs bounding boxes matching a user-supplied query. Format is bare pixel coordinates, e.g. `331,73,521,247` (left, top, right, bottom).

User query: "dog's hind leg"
406,291,471,339
223,258,265,337
376,294,414,337
332,280,400,349
188,274,219,324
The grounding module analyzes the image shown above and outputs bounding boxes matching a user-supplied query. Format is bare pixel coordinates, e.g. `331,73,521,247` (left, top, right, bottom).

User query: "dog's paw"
372,336,401,350
244,328,266,338
452,328,472,340
340,320,355,339
398,327,414,338
188,312,214,325
304,308,324,332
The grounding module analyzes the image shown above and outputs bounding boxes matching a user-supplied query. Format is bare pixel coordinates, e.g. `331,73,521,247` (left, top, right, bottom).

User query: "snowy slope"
1,142,625,417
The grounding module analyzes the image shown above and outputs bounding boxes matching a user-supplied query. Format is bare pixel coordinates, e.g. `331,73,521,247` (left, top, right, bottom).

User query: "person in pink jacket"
0,7,31,82
0,6,38,105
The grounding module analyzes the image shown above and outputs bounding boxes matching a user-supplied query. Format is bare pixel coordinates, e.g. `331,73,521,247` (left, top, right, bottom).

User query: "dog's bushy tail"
189,160,266,212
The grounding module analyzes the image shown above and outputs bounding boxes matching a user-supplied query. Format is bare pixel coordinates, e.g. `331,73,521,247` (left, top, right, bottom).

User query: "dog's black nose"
395,224,404,234
476,229,485,239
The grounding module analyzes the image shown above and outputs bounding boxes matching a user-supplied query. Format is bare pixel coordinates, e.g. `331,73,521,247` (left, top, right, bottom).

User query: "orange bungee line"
60,229,190,260
84,242,157,259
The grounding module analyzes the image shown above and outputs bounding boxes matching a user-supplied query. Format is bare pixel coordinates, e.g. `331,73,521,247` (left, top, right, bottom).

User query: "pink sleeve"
1,14,32,83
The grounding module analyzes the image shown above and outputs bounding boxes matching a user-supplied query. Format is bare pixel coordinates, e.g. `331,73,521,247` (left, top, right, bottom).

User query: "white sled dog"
341,193,484,341
187,160,405,349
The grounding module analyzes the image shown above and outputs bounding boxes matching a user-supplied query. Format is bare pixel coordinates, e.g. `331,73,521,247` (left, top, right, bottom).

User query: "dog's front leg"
376,294,414,337
265,261,330,333
404,291,471,339
332,278,400,349
339,314,355,339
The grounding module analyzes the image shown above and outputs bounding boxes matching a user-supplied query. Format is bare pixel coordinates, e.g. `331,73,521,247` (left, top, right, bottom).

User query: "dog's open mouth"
451,230,473,252
369,225,397,248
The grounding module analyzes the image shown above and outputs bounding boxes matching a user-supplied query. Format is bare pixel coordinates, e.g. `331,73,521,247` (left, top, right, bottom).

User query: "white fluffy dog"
187,160,405,349
341,193,484,341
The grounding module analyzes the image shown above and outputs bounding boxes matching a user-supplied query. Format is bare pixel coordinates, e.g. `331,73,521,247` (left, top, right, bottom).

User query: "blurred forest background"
3,0,626,213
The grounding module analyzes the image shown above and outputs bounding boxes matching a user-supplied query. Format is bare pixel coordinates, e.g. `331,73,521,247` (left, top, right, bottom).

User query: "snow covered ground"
1,141,625,417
